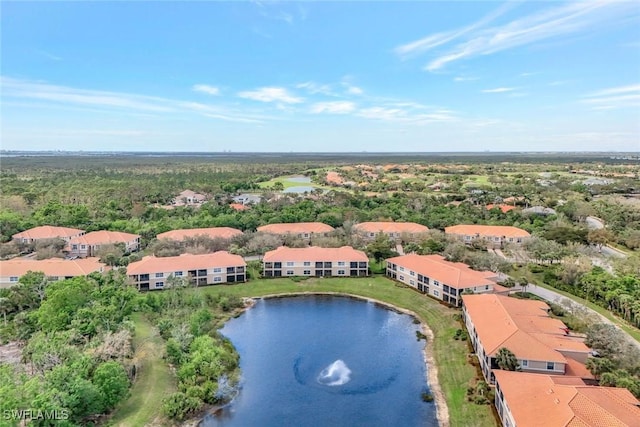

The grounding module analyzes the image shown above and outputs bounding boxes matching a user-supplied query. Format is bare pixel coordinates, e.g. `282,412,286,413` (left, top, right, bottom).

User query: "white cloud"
481,87,516,93
357,105,457,124
296,81,336,96
454,76,479,82
310,101,356,114
192,84,221,96
346,85,363,95
394,2,514,58
411,1,637,71
582,84,640,110
237,86,303,104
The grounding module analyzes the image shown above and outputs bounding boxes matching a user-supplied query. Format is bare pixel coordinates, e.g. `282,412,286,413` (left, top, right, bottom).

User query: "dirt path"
108,314,174,427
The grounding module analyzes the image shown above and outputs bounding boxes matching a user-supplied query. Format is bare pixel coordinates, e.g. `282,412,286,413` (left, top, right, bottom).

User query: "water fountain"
317,360,352,386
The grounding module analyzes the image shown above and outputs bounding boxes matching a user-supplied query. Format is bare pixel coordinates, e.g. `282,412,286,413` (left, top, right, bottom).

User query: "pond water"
282,185,317,193
286,176,312,183
202,295,437,427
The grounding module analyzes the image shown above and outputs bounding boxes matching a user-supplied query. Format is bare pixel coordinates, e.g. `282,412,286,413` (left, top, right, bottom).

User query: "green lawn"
196,277,497,427
108,313,175,427
257,176,319,189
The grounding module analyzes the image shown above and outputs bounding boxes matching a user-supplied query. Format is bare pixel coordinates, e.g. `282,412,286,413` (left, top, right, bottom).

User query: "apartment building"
386,254,498,306
0,258,107,288
127,252,246,291
67,230,141,258
257,222,334,240
494,370,640,427
462,294,592,384
263,246,369,278
445,225,530,248
156,227,243,241
354,222,429,241
12,226,86,244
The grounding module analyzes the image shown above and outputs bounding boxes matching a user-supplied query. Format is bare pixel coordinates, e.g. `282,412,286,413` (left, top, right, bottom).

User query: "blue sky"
1,1,639,152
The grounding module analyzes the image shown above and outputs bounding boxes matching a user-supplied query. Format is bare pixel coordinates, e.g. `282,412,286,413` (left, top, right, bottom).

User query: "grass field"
196,277,497,427
108,313,175,427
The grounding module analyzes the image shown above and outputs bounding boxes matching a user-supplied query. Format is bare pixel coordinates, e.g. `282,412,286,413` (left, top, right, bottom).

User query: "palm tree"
518,277,529,295
495,347,520,371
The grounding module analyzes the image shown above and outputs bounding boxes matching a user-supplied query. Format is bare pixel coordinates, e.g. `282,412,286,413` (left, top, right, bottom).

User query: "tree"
495,347,520,371
585,357,614,379
518,277,529,294
587,228,615,253
93,361,130,409
365,233,397,262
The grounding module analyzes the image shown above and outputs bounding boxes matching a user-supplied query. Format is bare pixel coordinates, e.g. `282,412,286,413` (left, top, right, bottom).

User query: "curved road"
523,284,640,351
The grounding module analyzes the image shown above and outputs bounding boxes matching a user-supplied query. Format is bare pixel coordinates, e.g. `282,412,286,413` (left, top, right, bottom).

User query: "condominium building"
127,251,246,291
0,258,107,288
257,222,334,240
12,226,86,244
386,254,498,306
462,294,592,384
67,230,141,258
445,225,530,248
263,246,369,278
494,370,640,427
156,227,243,241
354,222,429,241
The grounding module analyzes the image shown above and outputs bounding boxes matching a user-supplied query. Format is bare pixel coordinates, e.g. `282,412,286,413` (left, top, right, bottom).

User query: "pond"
282,185,317,193
202,295,437,427
286,176,312,183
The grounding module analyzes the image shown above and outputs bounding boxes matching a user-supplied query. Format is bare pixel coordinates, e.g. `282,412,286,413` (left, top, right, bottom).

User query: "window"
81,245,86,249
464,235,471,240
485,285,489,290
494,237,500,241
214,276,222,282
546,362,554,370
399,275,405,281
303,233,309,238
72,244,78,250
213,268,222,273
303,261,311,266
509,238,514,242
433,290,440,297
286,262,294,266
409,280,415,285
433,280,440,286
399,266,405,272
516,238,522,243
409,271,415,276
175,271,183,277
521,360,528,367
303,270,311,275
337,261,345,266
369,232,375,237
9,277,18,282
156,282,164,288
337,270,345,275
287,270,294,275
155,272,164,278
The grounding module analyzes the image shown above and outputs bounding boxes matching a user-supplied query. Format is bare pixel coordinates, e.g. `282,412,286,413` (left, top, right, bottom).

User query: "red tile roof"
68,230,140,246
257,222,334,235
485,204,517,213
13,226,85,240
494,371,640,427
156,227,243,241
127,252,245,275
445,224,530,238
0,257,107,278
462,294,590,363
386,254,496,289
263,246,368,263
229,203,249,211
354,222,429,234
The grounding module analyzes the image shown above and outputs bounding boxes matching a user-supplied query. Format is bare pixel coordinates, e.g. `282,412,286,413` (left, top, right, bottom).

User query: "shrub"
421,391,434,402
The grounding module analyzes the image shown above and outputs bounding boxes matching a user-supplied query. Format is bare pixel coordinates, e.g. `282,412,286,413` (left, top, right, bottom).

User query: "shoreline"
223,291,450,427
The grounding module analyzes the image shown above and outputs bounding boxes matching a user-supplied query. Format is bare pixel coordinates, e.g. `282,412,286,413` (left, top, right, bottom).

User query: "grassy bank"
196,277,497,427
108,313,175,427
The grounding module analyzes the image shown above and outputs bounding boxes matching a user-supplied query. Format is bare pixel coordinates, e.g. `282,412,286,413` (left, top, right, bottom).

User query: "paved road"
586,216,604,230
523,284,640,351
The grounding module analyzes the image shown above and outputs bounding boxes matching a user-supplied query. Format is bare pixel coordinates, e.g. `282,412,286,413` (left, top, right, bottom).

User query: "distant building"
67,230,140,258
12,226,86,244
485,204,517,213
263,246,369,278
522,206,557,216
157,227,243,241
494,370,640,427
462,294,592,385
354,222,429,241
257,222,334,240
127,252,246,291
172,190,207,206
0,258,107,288
386,254,498,306
445,225,530,248
233,194,262,205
